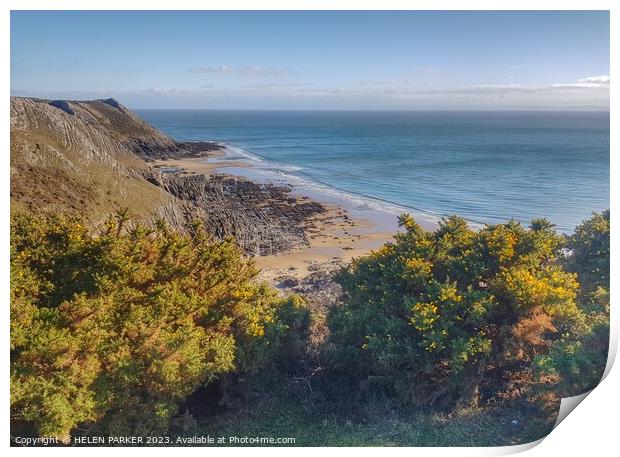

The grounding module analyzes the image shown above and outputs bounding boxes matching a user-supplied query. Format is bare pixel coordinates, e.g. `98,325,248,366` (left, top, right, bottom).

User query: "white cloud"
129,88,193,95
577,75,610,84
237,82,313,90
188,65,292,76
550,75,610,90
12,74,609,109
357,79,430,86
551,83,604,89
237,65,291,76
293,77,609,100
188,65,233,74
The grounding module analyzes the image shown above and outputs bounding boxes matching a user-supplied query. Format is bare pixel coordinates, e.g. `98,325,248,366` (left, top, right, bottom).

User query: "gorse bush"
534,211,610,396
10,209,609,440
328,215,600,407
567,210,610,296
10,211,308,440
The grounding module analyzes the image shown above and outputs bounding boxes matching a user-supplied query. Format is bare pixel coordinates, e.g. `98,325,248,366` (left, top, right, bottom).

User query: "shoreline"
203,145,442,233
153,152,407,281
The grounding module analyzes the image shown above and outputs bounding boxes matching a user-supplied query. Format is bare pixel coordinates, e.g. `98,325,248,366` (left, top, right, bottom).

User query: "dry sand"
254,211,392,280
151,155,394,280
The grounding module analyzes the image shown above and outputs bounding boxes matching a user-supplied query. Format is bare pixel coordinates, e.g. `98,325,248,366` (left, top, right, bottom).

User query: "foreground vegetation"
329,214,609,406
10,210,609,445
201,393,556,446
10,211,308,440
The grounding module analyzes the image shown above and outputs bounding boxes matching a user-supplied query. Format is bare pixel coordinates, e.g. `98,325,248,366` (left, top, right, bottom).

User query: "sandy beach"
152,155,396,280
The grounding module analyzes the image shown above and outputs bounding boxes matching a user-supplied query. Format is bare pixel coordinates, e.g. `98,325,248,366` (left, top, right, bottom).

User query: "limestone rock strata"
10,96,326,255
163,174,326,255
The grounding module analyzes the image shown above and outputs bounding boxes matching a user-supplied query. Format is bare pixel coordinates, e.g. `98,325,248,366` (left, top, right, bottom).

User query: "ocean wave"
216,144,461,227
273,169,456,225
223,145,264,162
221,145,303,172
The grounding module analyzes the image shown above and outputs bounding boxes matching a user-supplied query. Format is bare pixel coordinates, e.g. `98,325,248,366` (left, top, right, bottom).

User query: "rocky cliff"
10,96,176,223
10,96,326,255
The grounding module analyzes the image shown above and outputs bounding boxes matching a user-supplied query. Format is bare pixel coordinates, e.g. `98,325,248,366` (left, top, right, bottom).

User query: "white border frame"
3,2,617,455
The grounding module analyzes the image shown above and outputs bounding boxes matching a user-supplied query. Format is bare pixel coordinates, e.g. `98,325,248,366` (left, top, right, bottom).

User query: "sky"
10,10,610,110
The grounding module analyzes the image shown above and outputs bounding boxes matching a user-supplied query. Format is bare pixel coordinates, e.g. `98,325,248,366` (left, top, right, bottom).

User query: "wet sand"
151,155,396,280
254,210,393,280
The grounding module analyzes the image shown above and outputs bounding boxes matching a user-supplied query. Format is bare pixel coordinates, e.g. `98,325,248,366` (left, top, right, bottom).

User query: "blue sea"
138,110,610,233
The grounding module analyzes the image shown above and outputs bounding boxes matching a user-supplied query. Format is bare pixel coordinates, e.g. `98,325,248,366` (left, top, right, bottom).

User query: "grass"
180,380,559,447
10,129,169,226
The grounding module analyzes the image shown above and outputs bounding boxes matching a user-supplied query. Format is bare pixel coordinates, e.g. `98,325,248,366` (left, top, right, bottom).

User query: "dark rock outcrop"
163,174,327,255
100,98,122,110
177,141,224,156
48,100,75,115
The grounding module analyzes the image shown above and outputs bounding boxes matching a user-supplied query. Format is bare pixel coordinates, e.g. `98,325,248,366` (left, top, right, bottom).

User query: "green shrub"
566,210,610,296
534,211,610,396
10,211,308,440
328,215,588,407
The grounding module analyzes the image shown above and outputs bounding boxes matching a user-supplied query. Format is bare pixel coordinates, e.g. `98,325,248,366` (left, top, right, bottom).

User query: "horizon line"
130,107,611,112
9,95,610,113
